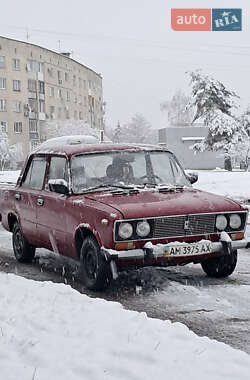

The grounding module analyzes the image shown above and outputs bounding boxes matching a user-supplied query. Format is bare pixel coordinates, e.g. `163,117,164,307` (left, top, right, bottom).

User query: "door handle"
15,193,21,201
37,197,44,206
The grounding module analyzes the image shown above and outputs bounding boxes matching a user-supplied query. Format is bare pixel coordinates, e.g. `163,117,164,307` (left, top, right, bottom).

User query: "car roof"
34,139,170,157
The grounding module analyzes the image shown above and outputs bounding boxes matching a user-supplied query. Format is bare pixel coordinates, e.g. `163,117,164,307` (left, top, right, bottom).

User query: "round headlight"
229,214,241,229
118,222,133,239
136,221,151,237
216,215,228,231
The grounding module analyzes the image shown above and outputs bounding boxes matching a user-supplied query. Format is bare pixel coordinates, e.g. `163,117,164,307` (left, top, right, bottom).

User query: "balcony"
39,112,46,121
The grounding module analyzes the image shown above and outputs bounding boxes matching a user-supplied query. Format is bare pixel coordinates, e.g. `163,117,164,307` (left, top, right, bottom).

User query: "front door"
36,155,70,255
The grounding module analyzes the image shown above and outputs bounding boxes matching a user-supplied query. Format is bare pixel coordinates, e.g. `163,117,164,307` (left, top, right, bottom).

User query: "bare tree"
160,90,194,126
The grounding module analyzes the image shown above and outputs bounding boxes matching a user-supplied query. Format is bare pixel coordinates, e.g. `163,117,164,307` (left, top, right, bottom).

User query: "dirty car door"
36,155,70,255
16,156,47,245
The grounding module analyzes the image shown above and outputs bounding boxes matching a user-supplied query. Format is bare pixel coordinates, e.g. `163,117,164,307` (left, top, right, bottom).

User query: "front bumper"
102,237,250,279
103,238,250,261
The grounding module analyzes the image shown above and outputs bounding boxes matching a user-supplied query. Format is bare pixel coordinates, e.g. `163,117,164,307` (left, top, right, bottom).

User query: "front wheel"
201,250,237,278
80,236,111,291
12,222,36,263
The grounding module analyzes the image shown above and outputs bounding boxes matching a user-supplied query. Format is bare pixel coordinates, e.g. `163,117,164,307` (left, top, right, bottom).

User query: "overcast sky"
1,0,250,129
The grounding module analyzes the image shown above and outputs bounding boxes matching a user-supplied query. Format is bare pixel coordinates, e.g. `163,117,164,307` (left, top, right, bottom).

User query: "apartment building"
0,36,104,157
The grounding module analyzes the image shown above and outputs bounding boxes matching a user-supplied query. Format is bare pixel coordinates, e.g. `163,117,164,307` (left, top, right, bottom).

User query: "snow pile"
0,273,250,380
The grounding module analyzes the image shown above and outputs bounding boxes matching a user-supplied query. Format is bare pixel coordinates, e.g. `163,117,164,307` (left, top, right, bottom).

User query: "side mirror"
186,172,198,184
48,179,69,195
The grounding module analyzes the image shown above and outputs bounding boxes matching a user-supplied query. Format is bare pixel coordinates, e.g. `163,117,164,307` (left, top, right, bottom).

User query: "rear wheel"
201,250,237,278
80,236,111,290
12,222,36,263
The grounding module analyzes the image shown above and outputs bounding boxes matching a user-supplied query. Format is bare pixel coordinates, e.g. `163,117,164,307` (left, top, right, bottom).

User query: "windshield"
71,150,190,194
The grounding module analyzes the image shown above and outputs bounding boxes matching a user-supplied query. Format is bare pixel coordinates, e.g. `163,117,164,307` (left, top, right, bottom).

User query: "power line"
1,23,250,57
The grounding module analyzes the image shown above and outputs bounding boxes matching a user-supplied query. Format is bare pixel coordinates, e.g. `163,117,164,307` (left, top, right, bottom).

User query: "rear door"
16,155,47,245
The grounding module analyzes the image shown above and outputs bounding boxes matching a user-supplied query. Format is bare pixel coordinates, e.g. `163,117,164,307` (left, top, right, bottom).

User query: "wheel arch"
75,226,101,258
8,213,19,232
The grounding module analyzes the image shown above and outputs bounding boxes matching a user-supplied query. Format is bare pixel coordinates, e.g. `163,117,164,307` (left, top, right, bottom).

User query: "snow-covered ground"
1,272,250,380
1,169,250,379
193,169,250,203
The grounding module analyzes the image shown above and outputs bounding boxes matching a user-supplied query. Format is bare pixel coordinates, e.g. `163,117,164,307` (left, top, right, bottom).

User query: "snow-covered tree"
108,114,156,144
40,120,102,142
0,132,23,170
186,70,247,156
192,110,247,154
186,70,239,125
160,90,194,126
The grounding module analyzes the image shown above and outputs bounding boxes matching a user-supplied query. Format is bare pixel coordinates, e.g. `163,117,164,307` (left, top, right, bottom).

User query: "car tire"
201,250,237,278
80,236,111,291
12,222,36,263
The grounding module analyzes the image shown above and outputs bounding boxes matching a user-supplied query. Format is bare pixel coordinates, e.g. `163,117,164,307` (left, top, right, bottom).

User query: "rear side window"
22,157,47,190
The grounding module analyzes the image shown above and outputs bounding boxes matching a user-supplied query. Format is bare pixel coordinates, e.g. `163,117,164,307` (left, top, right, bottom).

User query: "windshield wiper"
81,183,135,194
158,184,184,192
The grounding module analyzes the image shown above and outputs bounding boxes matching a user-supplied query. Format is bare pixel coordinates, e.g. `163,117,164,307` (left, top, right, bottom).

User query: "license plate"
164,241,212,257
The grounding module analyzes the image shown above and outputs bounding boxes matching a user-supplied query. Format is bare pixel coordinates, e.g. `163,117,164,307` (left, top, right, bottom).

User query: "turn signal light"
230,232,244,241
115,242,135,250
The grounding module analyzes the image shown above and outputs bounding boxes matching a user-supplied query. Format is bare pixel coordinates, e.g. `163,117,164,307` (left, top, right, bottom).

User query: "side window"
46,156,68,190
22,157,47,190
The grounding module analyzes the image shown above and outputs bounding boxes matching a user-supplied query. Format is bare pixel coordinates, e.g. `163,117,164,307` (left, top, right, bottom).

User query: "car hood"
85,187,242,219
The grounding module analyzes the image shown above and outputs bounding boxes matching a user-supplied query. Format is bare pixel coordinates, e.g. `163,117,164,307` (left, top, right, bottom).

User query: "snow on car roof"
34,137,170,156
38,135,99,149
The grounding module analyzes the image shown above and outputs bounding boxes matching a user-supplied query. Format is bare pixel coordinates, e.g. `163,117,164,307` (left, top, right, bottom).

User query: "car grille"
153,214,216,238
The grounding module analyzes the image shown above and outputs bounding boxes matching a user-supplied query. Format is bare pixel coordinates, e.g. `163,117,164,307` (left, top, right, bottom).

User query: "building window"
74,95,77,103
14,122,22,133
0,78,6,90
27,59,38,72
57,88,63,99
13,101,22,113
74,110,77,120
49,86,54,97
28,79,36,92
84,96,87,106
0,99,6,111
65,72,68,81
38,62,44,73
49,106,55,119
39,100,45,113
78,95,82,105
28,99,38,113
38,81,45,94
0,121,7,133
48,67,54,77
65,107,70,119
73,75,76,86
58,107,62,119
79,111,83,120
13,80,21,92
83,80,86,89
12,58,20,71
79,78,82,88
30,140,40,151
0,56,5,69
57,70,62,84
29,119,37,132
66,90,70,101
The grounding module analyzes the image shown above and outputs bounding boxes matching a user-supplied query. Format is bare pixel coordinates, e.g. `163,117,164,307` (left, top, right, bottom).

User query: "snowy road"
0,224,250,354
